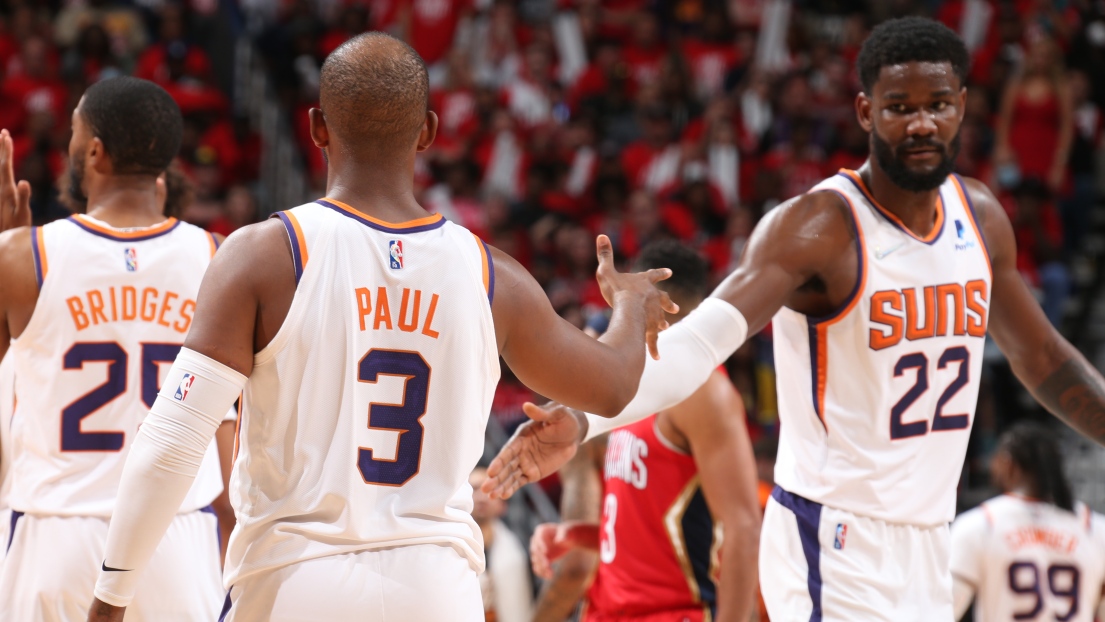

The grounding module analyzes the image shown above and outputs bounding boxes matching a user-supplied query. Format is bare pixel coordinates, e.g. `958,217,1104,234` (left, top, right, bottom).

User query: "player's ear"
416,111,438,153
855,91,874,133
957,86,967,123
308,108,329,149
88,136,112,175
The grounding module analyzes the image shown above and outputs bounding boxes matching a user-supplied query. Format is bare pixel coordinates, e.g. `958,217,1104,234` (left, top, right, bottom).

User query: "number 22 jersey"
772,171,992,526
227,199,499,585
7,215,225,517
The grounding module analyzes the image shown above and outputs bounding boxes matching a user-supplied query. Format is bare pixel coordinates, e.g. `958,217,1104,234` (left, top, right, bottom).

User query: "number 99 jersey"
772,171,991,526
950,494,1105,622
7,215,225,517
226,200,499,586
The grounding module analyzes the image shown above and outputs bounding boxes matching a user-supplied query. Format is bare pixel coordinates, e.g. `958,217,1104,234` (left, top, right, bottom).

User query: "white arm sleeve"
584,298,748,441
93,348,246,607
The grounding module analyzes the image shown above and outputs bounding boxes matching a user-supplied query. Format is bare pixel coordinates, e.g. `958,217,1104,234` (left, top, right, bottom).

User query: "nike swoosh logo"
875,241,907,259
102,561,132,572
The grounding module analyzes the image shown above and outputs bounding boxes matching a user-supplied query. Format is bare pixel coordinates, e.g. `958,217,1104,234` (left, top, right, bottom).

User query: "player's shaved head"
319,32,429,155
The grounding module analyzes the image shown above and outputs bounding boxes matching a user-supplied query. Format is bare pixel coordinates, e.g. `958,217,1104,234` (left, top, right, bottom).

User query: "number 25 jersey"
227,199,499,585
7,215,225,517
772,171,992,526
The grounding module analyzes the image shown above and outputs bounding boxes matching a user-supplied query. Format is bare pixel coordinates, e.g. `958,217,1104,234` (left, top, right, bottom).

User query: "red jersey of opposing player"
584,415,719,622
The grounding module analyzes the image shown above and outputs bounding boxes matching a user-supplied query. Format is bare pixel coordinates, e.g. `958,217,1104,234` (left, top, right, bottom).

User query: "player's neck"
858,162,942,237
83,177,165,228
324,156,429,223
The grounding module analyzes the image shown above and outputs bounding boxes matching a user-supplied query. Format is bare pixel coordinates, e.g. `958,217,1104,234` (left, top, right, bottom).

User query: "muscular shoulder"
208,218,294,290
753,190,857,271
0,226,36,298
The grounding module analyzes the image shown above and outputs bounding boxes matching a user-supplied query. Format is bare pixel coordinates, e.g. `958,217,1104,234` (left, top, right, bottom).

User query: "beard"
872,130,961,193
67,155,89,212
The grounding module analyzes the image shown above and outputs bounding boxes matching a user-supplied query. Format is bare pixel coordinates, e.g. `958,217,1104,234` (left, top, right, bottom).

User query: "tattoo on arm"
1033,357,1105,445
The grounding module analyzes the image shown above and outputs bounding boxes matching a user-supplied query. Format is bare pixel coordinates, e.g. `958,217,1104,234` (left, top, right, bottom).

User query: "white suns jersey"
226,199,499,585
6,215,224,517
773,171,991,526
951,495,1105,622
0,354,13,510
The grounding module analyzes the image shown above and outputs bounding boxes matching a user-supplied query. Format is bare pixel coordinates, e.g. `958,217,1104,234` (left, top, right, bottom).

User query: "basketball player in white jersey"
85,33,673,622
484,17,1105,620
0,355,13,566
951,423,1105,621
0,77,228,620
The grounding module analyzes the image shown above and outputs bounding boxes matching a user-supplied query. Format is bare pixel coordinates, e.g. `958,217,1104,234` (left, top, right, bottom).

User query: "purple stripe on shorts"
771,486,823,621
7,510,23,552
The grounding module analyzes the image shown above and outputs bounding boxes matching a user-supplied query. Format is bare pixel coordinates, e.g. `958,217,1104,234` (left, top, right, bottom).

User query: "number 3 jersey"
586,414,720,621
7,215,225,517
227,199,499,585
950,495,1105,622
773,170,991,526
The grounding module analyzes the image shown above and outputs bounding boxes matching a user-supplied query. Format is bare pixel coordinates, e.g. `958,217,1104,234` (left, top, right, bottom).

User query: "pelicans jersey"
585,415,720,621
226,198,499,586
951,495,1105,622
6,215,224,517
772,170,991,526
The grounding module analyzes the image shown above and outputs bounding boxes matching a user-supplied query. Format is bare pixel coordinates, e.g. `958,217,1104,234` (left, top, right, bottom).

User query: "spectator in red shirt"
134,4,213,88
404,0,472,83
622,12,664,94
1,36,67,135
1005,178,1070,326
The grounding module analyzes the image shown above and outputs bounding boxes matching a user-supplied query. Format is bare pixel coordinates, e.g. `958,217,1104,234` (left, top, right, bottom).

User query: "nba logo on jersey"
389,240,403,270
834,523,847,550
124,247,138,272
174,374,195,401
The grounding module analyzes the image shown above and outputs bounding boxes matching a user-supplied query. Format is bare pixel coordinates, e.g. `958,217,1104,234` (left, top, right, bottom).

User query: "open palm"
483,402,584,499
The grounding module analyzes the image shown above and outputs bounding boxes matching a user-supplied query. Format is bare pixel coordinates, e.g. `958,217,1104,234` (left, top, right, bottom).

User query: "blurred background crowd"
4,0,1105,619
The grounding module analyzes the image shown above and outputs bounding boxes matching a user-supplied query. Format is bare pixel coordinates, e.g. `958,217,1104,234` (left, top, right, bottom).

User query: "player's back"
7,215,224,517
586,415,718,621
952,494,1105,622
228,199,499,584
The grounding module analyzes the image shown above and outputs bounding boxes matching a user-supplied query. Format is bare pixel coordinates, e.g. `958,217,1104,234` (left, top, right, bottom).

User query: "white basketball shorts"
760,487,953,621
220,543,484,622
0,507,223,621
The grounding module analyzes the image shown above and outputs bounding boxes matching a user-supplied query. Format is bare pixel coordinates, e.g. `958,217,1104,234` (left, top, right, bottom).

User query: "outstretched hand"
530,521,600,579
594,234,678,359
0,129,31,233
482,402,585,500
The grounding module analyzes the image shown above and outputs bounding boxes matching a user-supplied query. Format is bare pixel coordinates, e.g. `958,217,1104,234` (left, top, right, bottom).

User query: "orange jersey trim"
322,197,445,230
840,169,944,243
71,214,180,239
31,226,48,287
284,212,309,267
472,233,490,295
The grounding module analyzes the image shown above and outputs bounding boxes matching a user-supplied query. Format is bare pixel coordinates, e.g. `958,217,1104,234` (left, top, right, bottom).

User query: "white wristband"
94,347,246,607
584,298,748,440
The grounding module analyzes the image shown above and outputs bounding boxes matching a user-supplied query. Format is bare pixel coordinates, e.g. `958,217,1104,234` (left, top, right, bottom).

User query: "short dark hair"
80,77,183,176
856,17,970,93
633,240,709,300
998,422,1074,512
319,32,429,153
